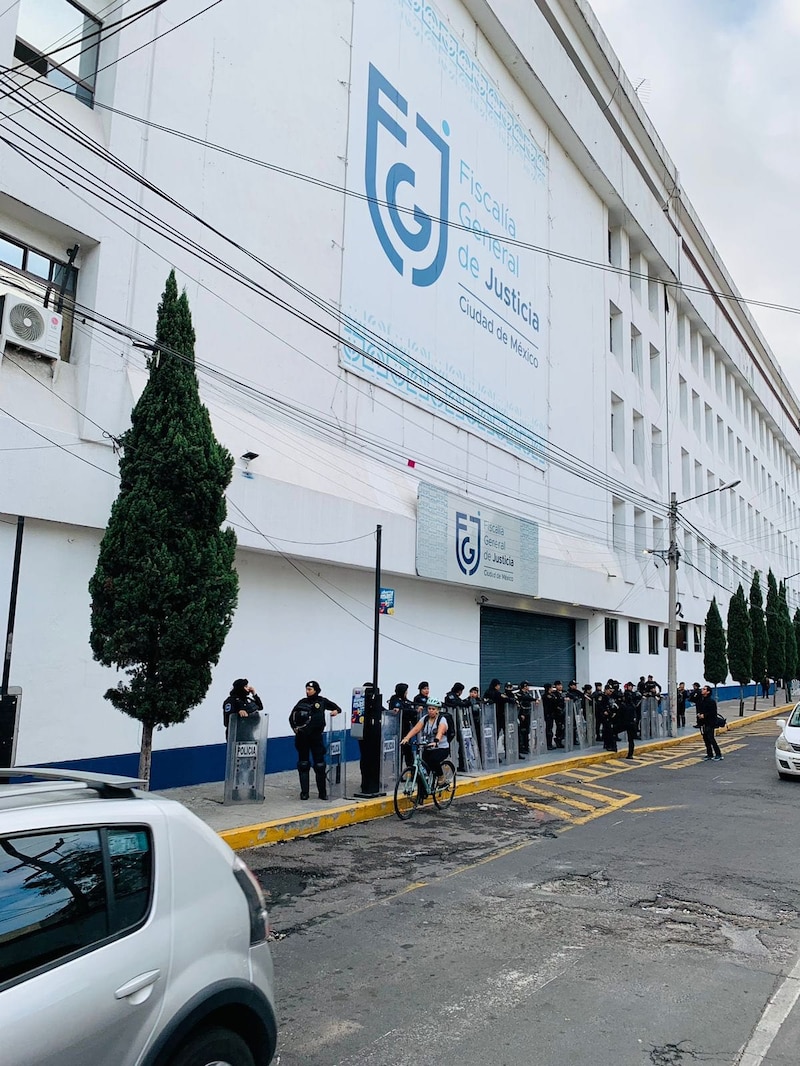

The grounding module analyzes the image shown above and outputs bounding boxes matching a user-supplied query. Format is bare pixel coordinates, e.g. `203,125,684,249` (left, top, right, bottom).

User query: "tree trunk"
138,721,153,788
739,683,744,717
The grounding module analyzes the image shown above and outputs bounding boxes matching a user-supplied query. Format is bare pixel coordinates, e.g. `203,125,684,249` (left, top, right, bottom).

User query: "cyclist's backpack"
439,711,456,744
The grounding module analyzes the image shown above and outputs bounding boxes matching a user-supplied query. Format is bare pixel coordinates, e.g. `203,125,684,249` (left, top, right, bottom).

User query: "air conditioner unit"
0,293,62,361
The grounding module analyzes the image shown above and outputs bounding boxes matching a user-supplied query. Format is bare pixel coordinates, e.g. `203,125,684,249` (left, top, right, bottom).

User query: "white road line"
735,953,800,1065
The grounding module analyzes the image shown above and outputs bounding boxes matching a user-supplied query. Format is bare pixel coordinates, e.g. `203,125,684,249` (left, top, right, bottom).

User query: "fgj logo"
455,511,481,577
365,63,450,288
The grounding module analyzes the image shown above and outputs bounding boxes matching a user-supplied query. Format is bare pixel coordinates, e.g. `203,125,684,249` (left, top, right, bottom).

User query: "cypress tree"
703,597,728,689
89,271,239,784
766,570,784,706
749,572,768,709
794,608,800,682
726,584,753,717
780,582,797,701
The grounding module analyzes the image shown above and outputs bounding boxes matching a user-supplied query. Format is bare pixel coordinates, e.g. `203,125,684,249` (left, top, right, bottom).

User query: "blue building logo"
365,63,450,288
455,511,481,576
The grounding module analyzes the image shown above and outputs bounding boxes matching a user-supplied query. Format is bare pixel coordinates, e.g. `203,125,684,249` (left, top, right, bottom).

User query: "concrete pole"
667,493,678,738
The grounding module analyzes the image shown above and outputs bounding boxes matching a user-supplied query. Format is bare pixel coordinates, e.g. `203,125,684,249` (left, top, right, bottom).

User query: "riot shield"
458,703,482,772
224,711,268,804
569,698,590,750
531,697,547,756
503,702,519,763
326,726,347,801
380,709,400,794
480,701,499,772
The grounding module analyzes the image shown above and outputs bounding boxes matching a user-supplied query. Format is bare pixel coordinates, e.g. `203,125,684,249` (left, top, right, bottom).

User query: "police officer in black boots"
517,681,535,758
289,681,341,800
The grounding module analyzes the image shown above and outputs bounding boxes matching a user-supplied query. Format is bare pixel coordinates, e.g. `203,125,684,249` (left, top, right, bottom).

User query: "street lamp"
647,480,740,736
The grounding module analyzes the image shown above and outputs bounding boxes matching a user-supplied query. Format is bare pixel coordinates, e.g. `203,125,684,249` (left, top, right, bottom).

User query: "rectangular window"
689,326,700,372
630,325,642,383
612,497,626,552
632,411,644,471
610,394,624,457
605,618,619,652
608,227,622,267
634,507,646,555
648,271,659,316
694,625,702,653
651,426,663,486
609,302,622,359
704,404,713,447
692,390,701,436
648,625,660,655
14,0,101,108
679,376,688,425
628,621,640,654
681,448,690,498
649,344,661,397
629,252,642,301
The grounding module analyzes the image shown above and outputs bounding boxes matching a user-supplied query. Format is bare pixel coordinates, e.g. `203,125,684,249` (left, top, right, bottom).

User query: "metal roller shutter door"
480,607,576,692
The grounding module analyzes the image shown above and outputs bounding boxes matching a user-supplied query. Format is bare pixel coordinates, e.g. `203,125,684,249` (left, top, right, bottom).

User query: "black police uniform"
289,693,340,799
516,687,534,755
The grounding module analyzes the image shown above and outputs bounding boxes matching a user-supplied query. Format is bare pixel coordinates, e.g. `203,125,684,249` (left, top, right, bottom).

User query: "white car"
0,768,277,1066
775,705,800,780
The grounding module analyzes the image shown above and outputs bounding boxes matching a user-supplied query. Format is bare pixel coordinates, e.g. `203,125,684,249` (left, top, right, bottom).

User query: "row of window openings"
610,398,663,483
609,294,794,495
605,620,702,655
607,230,662,319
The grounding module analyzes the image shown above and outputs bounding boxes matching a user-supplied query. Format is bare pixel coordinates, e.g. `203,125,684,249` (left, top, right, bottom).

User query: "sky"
588,0,800,394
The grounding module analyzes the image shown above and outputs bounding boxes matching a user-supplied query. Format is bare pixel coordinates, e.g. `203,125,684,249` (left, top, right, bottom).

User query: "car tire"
169,1027,256,1066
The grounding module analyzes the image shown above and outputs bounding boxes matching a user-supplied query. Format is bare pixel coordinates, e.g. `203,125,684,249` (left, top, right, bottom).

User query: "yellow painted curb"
219,705,788,851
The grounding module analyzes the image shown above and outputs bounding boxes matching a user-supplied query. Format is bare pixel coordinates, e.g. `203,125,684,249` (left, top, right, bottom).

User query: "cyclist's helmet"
427,698,442,708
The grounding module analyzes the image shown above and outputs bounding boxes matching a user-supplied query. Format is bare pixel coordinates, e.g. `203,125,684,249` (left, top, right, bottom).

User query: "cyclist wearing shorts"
401,697,450,784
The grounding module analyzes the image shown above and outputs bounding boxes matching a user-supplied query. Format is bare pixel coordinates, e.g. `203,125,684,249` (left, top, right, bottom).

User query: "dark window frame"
14,0,101,108
694,625,702,653
648,624,660,655
628,621,640,654
0,823,153,989
605,617,619,652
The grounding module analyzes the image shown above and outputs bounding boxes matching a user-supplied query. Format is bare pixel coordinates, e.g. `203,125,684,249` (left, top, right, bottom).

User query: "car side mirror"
776,719,786,729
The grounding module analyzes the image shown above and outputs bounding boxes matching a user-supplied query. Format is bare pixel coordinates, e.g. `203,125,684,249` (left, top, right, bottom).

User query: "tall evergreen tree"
703,597,728,689
766,569,784,706
89,271,239,783
749,571,768,709
780,582,797,701
794,608,800,682
727,584,753,717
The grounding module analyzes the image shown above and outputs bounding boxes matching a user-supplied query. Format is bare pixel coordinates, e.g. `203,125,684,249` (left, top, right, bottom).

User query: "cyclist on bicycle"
401,697,450,785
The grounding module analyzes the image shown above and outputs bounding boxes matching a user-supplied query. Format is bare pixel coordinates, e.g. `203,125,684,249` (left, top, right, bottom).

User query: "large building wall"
0,0,797,782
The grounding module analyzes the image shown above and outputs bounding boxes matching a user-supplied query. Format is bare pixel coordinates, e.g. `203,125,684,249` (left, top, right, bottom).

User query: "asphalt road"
245,717,800,1066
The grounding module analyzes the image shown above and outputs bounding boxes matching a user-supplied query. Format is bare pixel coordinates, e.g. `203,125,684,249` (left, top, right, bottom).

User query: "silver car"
0,768,277,1066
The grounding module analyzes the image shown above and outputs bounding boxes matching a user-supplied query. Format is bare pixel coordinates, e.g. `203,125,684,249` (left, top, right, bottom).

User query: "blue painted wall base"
38,733,365,790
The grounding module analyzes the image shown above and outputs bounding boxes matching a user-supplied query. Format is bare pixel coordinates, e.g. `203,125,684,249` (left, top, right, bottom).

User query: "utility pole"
667,493,678,738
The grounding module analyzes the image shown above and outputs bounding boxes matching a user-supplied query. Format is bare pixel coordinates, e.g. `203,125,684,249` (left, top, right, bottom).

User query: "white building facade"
1,0,798,786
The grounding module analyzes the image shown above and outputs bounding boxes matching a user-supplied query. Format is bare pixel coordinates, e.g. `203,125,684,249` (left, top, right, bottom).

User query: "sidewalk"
156,696,789,851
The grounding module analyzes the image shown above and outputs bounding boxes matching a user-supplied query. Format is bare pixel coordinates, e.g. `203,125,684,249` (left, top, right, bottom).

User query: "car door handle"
115,970,161,999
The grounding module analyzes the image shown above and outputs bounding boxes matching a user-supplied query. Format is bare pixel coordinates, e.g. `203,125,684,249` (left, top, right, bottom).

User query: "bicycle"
393,741,456,820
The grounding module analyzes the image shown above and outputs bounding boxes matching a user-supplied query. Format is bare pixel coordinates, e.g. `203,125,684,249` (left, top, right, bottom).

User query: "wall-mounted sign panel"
341,0,549,465
416,482,538,595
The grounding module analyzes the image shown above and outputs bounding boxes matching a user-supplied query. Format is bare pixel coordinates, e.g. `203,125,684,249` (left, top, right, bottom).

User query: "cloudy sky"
588,0,800,394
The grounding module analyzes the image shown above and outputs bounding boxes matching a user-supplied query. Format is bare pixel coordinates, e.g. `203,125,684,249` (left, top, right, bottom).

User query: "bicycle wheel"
394,767,421,820
432,760,456,809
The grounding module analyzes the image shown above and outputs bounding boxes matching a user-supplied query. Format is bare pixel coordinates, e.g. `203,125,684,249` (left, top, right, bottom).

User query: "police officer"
289,681,341,800
223,678,263,740
517,681,535,758
445,683,468,770
389,683,416,769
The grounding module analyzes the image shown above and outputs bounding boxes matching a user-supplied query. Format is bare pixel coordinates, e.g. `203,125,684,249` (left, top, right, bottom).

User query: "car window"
789,706,800,728
0,826,153,985
108,828,152,931
0,829,108,984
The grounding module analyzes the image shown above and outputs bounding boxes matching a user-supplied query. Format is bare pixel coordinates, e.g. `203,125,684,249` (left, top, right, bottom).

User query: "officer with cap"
289,681,342,800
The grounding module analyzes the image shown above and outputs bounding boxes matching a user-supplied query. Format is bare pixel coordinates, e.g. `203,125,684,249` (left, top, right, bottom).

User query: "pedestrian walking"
695,685,723,761
289,681,342,800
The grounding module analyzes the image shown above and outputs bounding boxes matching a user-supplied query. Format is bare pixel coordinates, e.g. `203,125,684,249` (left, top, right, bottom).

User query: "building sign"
379,587,395,614
341,0,549,465
416,483,538,594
